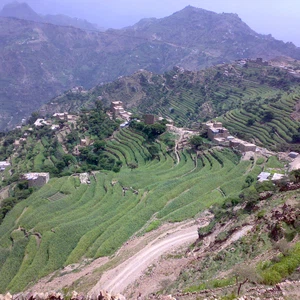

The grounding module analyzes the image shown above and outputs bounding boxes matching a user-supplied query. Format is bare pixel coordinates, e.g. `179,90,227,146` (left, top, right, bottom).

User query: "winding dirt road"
89,223,199,295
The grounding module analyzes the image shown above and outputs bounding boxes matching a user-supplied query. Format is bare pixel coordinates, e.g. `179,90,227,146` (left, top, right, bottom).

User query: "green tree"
247,118,255,126
189,135,203,150
290,169,300,183
263,111,274,122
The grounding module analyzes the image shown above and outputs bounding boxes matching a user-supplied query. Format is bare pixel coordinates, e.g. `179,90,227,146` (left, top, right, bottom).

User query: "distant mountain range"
0,1,101,31
1,4,300,130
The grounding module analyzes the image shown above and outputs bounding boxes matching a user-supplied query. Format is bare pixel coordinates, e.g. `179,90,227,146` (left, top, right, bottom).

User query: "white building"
0,161,10,171
257,172,271,182
22,173,50,187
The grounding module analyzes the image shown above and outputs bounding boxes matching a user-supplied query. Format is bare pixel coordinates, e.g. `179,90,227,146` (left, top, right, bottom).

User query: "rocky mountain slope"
0,2,99,31
1,6,300,130
42,58,300,152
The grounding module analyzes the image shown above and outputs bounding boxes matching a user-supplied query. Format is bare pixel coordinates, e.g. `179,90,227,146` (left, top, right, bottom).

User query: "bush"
256,157,265,165
189,135,203,149
260,242,300,285
215,231,229,243
257,209,266,219
145,220,161,232
261,269,282,285
255,181,276,193
198,220,216,238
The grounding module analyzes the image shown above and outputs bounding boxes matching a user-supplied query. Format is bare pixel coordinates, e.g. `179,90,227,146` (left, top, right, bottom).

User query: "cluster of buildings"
109,101,132,121
53,112,78,122
205,121,256,152
109,101,174,127
236,58,269,67
257,172,286,183
70,86,88,94
33,113,78,129
12,112,79,151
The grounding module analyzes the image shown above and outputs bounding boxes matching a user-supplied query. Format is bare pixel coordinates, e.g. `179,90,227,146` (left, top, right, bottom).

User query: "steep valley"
1,5,300,129
0,11,300,298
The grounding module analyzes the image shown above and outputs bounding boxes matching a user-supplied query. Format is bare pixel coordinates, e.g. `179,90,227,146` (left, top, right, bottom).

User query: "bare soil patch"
289,155,300,171
26,257,109,293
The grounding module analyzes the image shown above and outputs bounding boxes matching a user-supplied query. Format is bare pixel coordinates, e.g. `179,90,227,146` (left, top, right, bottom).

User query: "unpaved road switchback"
89,223,199,295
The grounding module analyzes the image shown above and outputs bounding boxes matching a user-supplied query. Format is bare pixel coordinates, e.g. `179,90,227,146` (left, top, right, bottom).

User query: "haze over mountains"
1,3,300,130
0,1,100,30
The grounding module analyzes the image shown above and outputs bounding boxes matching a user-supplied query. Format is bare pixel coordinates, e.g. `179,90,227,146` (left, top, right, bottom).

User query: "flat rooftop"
23,173,49,180
272,173,285,181
257,172,271,182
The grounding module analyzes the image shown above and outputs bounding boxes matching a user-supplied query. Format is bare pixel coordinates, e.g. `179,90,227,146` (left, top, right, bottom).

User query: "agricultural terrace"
219,88,300,151
131,62,300,132
42,61,300,134
0,128,261,293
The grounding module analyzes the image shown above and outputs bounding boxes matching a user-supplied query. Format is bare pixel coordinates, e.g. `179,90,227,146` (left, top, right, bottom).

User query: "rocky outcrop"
0,291,126,300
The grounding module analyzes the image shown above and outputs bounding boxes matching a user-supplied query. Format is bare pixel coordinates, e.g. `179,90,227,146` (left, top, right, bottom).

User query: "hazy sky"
1,0,300,46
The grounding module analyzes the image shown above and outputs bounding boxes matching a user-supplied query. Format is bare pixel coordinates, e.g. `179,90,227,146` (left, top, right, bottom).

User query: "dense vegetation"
0,103,118,178
0,104,120,224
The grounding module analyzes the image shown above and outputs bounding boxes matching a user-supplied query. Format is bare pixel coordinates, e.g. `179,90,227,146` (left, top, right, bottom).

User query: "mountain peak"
174,5,242,21
177,5,216,15
0,1,41,21
0,1,99,31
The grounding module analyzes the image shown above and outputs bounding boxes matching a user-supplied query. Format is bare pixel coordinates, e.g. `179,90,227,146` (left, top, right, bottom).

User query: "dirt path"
174,132,183,165
57,131,69,154
220,225,253,251
216,187,226,198
89,224,199,295
172,127,196,165
0,186,10,202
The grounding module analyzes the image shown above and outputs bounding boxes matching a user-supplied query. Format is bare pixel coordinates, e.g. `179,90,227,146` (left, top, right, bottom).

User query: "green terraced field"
0,128,261,293
219,89,300,150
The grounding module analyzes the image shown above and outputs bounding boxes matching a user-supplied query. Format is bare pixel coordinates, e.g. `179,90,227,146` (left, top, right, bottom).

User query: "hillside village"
0,60,300,299
0,96,299,193
1,1,300,298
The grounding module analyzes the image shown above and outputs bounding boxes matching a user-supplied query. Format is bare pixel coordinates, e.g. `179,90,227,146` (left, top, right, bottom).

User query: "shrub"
215,231,229,243
256,157,265,165
145,220,161,232
261,269,282,285
260,242,300,285
257,209,266,219
255,181,276,193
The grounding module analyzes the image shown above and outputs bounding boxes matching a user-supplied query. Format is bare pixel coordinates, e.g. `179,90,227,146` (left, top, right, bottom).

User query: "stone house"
34,119,51,127
110,101,132,121
53,112,68,121
144,114,156,125
22,173,50,187
205,122,229,141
